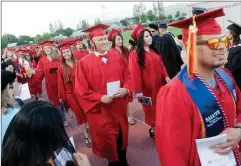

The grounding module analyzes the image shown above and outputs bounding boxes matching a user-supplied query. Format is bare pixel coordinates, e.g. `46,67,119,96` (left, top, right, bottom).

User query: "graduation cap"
128,39,136,47
58,42,73,51
1,70,16,90
82,24,110,40
16,49,25,55
74,38,83,44
149,23,158,31
40,40,55,47
159,23,168,29
108,29,121,41
25,50,34,55
131,24,145,42
192,7,208,15
168,8,225,44
227,20,241,35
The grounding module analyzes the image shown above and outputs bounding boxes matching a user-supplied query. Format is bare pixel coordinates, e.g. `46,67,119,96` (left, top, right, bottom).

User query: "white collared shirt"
94,51,108,64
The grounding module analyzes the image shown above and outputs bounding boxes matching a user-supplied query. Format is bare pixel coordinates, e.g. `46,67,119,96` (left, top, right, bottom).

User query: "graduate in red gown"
34,41,68,127
75,24,130,166
156,8,241,166
14,49,27,84
57,42,91,147
128,24,170,138
73,38,89,60
24,49,43,100
108,29,136,125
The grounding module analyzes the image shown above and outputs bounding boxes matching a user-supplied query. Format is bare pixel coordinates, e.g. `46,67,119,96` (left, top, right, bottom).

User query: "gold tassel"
187,16,198,77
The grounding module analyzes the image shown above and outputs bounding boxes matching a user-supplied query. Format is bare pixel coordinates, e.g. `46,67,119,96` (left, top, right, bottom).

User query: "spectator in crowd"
2,101,91,166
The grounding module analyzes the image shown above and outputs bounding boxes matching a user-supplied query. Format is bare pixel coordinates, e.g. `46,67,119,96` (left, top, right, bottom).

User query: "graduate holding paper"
128,24,169,138
57,42,91,148
75,24,130,166
155,8,241,166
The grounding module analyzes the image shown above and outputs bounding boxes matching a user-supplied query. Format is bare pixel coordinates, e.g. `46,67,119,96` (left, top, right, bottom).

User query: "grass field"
121,27,181,46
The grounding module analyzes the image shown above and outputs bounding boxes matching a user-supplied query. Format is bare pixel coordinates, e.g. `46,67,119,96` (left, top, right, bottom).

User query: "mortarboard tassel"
187,16,198,77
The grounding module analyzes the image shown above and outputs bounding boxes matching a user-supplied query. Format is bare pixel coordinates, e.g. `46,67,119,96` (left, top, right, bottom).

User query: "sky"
2,2,187,37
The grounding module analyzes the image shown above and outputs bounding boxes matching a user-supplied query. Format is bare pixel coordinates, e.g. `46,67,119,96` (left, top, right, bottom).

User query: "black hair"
137,29,159,69
2,101,76,166
111,33,129,59
1,59,15,71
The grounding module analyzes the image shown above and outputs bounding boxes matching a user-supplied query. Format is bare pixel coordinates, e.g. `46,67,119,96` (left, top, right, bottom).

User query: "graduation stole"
178,66,237,138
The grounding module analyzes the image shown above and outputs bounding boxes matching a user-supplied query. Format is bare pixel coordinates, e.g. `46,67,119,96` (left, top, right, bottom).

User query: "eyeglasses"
151,31,156,33
196,36,229,49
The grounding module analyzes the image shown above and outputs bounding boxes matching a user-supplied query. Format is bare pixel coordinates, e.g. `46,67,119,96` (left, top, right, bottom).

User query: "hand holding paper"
196,134,236,166
210,128,241,155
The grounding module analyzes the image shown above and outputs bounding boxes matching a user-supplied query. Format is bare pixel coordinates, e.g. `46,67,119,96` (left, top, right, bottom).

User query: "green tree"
35,34,44,43
181,12,187,17
2,34,19,44
49,22,55,34
55,28,65,36
81,20,90,29
64,27,74,37
120,19,129,26
152,2,157,16
94,18,102,25
132,2,146,23
18,35,32,43
42,33,52,40
167,14,173,20
140,14,147,23
175,11,180,18
146,10,156,21
132,16,140,24
1,36,8,48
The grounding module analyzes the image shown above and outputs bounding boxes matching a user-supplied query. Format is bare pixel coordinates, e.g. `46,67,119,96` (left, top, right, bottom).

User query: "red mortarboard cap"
59,42,73,51
82,24,110,40
25,50,33,55
74,38,83,44
40,40,55,47
108,29,121,41
131,24,145,42
168,8,225,44
16,49,25,55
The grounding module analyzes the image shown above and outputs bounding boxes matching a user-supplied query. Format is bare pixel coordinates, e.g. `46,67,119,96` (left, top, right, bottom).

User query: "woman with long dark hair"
2,101,91,166
57,43,91,148
108,29,136,125
128,24,170,138
224,20,241,90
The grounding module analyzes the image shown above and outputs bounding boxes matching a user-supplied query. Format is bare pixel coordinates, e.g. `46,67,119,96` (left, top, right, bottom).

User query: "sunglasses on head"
196,36,229,49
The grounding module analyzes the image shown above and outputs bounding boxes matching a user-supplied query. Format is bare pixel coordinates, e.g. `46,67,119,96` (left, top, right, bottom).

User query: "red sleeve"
155,83,192,166
128,51,143,92
57,66,66,100
34,59,45,82
74,60,103,113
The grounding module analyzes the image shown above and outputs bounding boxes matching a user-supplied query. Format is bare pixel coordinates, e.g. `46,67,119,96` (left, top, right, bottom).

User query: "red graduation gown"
75,52,129,162
27,61,42,95
73,49,89,60
14,58,27,84
57,65,86,125
155,68,241,166
128,49,168,127
34,56,60,106
109,48,133,102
